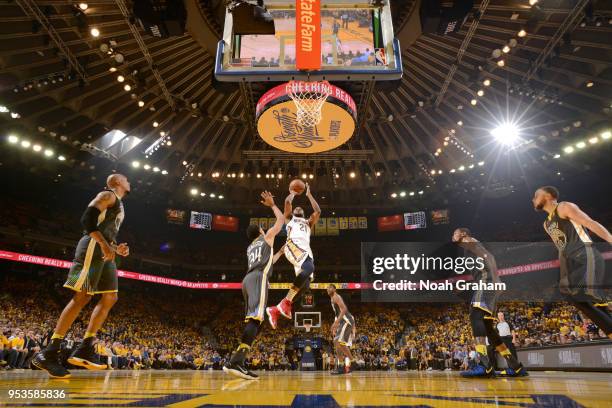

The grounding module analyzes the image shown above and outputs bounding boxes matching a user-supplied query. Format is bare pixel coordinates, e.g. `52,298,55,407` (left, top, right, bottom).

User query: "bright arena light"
576,141,586,149
601,130,611,140
58,155,66,161
490,123,520,145
8,135,19,144
21,140,31,148
32,144,42,152
563,146,574,154
44,149,54,157
132,160,140,168
190,188,198,196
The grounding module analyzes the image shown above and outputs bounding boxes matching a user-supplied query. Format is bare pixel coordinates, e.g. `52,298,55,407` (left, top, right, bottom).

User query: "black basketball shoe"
223,362,257,380
31,350,71,379
67,344,107,370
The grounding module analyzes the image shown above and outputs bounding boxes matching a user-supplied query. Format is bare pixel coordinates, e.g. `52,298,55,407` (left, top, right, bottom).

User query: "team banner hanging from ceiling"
377,214,404,232
212,214,239,232
166,209,186,225
326,218,339,235
296,0,321,70
313,218,327,235
358,217,368,229
249,216,365,236
431,209,450,225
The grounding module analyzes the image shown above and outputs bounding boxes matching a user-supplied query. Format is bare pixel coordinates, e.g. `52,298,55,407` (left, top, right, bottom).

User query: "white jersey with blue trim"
286,216,313,259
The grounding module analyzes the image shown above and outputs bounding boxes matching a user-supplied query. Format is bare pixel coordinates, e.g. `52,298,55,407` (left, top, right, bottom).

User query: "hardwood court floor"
0,370,610,407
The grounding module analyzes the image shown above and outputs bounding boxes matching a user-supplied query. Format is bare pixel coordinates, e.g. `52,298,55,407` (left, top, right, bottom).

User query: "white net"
286,80,332,127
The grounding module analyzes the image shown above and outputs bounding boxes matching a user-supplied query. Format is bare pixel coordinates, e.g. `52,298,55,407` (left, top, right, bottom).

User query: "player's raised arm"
83,191,116,261
305,183,321,228
261,191,285,245
284,191,296,221
558,202,612,243
273,244,286,264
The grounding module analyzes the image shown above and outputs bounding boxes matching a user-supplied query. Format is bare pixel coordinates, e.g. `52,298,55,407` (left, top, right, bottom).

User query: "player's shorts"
560,246,609,303
64,236,118,295
242,270,269,323
471,286,499,316
284,239,314,278
333,316,355,347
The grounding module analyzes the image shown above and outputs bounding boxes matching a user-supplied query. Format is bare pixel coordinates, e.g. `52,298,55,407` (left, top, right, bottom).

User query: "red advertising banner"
377,214,404,232
1,249,610,290
212,215,239,232
296,0,321,70
0,249,367,290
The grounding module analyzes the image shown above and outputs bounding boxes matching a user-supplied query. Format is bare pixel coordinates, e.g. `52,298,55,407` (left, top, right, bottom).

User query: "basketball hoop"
286,80,332,128
303,322,312,333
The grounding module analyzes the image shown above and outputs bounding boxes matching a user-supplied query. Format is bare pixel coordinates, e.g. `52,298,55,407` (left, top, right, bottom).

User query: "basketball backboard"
215,0,402,82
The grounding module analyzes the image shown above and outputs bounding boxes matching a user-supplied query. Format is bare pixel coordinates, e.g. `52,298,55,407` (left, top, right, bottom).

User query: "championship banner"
268,218,277,229
258,218,268,229
339,217,349,230
249,218,259,226
358,216,368,229
348,217,358,229
327,217,339,235
314,217,327,235
212,214,239,232
377,214,404,232
296,0,321,70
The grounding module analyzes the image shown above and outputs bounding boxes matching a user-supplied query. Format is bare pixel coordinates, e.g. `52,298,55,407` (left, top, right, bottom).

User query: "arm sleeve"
81,206,101,233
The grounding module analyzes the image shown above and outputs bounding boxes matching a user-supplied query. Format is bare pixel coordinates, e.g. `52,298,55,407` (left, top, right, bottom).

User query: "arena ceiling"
1,0,611,209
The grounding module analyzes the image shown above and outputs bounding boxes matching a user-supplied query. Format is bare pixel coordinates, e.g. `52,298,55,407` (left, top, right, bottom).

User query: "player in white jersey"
266,182,320,329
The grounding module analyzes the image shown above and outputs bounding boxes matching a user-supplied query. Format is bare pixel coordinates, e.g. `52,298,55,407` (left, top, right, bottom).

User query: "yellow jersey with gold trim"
544,204,592,256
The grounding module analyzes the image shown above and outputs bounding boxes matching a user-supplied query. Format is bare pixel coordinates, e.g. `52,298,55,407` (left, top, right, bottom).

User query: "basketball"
289,179,306,195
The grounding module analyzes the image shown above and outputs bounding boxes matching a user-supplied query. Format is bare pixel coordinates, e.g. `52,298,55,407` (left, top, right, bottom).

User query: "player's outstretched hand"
305,182,311,196
260,191,275,207
116,243,130,257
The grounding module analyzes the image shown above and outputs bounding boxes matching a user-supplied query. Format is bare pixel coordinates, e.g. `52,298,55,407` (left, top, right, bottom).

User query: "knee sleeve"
293,257,314,289
469,307,488,338
241,320,259,346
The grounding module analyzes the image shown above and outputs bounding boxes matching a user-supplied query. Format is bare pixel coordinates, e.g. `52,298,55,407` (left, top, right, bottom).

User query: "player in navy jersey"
224,191,285,380
533,186,612,338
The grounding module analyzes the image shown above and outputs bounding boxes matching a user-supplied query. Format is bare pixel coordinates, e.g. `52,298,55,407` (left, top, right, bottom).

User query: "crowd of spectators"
2,266,609,374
